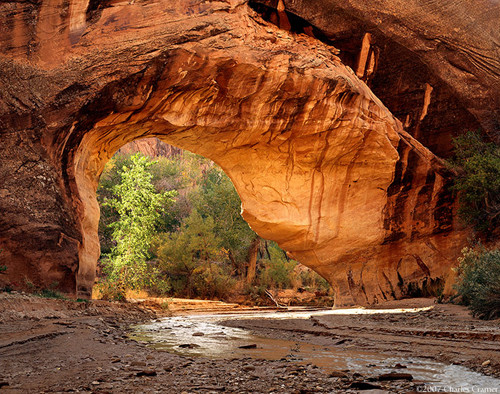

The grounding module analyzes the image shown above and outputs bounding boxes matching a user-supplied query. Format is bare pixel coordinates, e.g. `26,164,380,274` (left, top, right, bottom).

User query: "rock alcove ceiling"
0,0,498,305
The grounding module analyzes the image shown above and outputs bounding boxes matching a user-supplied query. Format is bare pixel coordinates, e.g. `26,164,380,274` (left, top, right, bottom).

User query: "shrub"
454,246,500,320
21,280,67,299
156,211,232,298
191,262,237,300
38,288,66,299
95,280,126,301
298,268,331,293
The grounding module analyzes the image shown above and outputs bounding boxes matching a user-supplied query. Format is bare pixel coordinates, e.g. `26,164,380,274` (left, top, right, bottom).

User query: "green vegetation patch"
448,131,500,234
455,246,500,320
96,149,332,303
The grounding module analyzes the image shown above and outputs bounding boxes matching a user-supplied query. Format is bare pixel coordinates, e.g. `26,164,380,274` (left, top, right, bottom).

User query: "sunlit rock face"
0,0,481,305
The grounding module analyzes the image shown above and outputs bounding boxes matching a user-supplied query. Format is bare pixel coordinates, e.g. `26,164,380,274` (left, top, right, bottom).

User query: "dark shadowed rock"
349,381,382,390
238,344,258,349
178,344,200,349
377,372,413,381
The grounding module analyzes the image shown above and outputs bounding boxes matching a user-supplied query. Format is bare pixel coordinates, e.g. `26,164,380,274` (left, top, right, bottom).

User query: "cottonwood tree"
192,165,260,281
101,153,176,294
156,210,234,298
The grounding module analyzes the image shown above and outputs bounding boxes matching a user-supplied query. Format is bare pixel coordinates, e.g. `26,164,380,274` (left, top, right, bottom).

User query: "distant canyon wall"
118,138,181,158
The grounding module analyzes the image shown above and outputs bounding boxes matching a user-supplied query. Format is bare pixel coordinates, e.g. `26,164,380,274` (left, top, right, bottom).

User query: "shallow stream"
130,308,500,391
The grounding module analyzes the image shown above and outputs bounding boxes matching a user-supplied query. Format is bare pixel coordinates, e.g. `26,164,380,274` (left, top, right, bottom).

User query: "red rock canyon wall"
1,0,496,304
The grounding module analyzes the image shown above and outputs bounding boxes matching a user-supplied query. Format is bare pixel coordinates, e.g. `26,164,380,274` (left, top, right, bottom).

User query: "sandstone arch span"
0,0,470,305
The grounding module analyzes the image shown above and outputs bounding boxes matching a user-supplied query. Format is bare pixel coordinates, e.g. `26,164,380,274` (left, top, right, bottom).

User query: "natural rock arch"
73,45,409,303
0,0,479,305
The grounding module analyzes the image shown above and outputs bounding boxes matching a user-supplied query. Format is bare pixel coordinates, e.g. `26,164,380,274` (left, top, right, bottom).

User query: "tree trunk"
246,237,260,284
227,250,240,276
264,240,271,260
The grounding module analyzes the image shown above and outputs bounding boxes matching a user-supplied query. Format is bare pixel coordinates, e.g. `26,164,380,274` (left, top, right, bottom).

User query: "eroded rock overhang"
0,0,484,304
253,0,500,152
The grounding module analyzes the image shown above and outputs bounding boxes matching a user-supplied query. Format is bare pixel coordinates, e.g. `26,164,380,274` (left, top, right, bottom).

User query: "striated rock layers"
1,0,494,305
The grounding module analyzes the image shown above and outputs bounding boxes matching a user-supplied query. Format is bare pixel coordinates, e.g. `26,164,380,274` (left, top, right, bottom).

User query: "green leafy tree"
100,153,176,294
191,165,259,278
149,155,198,233
259,242,298,289
97,154,134,254
156,210,233,298
98,154,182,253
449,131,500,233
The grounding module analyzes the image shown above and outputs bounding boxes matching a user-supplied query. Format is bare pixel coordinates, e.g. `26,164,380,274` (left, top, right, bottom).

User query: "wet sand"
0,293,498,393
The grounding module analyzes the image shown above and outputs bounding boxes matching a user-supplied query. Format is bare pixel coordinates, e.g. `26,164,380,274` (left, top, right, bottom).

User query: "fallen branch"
265,290,287,308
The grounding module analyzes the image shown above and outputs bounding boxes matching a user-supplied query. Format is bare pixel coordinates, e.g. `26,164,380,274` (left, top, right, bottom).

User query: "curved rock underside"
0,0,497,305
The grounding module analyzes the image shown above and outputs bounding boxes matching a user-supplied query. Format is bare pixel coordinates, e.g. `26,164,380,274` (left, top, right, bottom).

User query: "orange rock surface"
1,0,494,305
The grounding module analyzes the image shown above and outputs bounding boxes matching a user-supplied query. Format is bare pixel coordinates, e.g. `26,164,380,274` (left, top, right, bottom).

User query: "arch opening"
93,138,333,304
